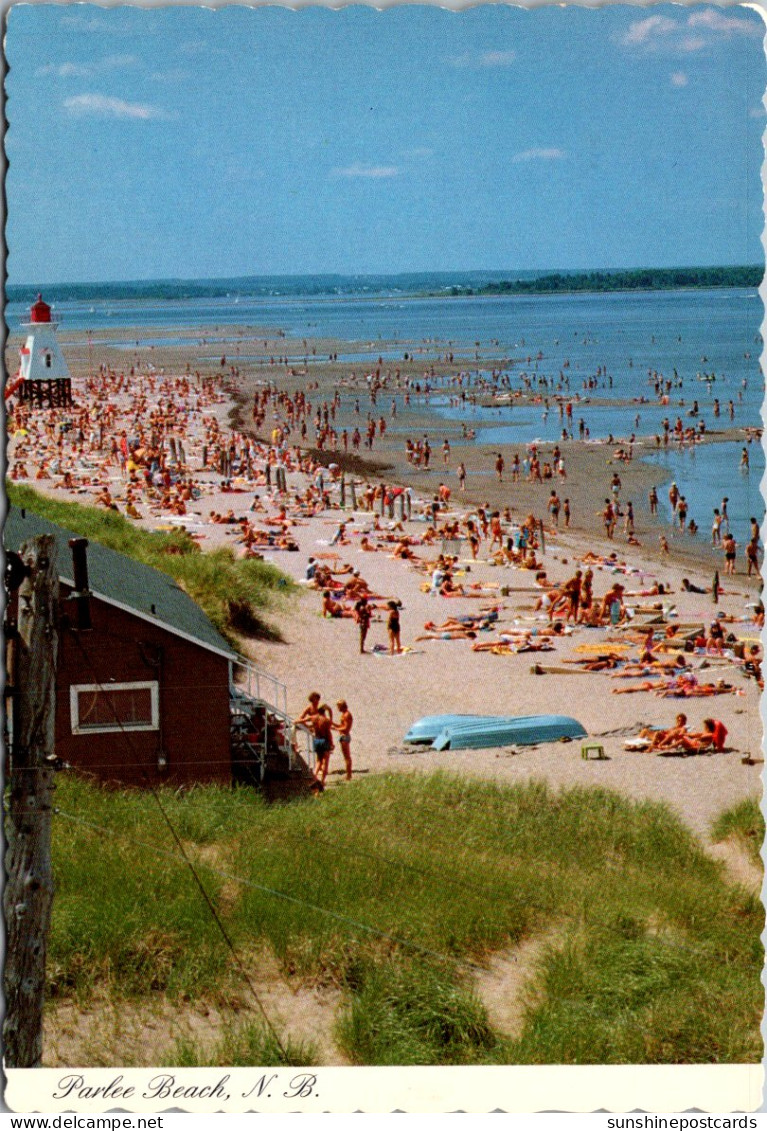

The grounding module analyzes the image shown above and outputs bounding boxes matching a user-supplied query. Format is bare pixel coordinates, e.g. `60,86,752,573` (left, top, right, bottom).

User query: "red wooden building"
5,508,305,788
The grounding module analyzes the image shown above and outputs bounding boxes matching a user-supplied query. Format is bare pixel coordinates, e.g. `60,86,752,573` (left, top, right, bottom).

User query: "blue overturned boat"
403,714,490,744
405,714,587,751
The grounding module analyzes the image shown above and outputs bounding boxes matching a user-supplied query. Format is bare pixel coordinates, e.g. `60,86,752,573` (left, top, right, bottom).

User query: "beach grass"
167,1022,316,1068
335,959,496,1066
7,482,292,642
46,772,763,1064
711,798,765,867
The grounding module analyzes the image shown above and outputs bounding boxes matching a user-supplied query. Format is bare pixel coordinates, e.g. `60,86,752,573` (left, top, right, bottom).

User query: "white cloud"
678,35,708,53
512,147,565,163
36,54,137,78
332,163,400,178
621,15,677,46
401,146,434,158
620,7,762,52
687,9,762,35
450,49,516,68
671,71,689,87
63,94,170,121
749,104,767,118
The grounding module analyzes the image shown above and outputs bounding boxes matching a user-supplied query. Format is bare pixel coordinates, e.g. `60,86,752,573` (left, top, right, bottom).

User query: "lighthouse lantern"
10,293,74,407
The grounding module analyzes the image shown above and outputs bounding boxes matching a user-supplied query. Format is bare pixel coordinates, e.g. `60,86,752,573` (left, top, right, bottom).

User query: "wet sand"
5,325,763,847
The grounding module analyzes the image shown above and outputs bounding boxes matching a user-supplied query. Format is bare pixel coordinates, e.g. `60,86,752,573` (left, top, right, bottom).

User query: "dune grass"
7,483,292,642
168,1022,316,1068
47,772,763,1065
711,798,765,867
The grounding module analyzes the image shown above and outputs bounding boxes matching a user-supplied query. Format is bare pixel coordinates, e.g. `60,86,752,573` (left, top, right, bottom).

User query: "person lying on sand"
623,582,668,597
564,652,625,671
656,676,734,698
321,590,354,618
612,679,662,694
471,623,566,652
681,577,707,594
677,718,728,753
422,611,499,633
417,626,478,640
638,713,690,750
473,638,556,655
612,653,689,677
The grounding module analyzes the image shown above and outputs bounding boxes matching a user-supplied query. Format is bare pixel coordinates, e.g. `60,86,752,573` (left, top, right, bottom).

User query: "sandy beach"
5,324,763,856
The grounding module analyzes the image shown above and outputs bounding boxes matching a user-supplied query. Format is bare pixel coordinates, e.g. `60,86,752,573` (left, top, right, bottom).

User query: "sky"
5,3,766,284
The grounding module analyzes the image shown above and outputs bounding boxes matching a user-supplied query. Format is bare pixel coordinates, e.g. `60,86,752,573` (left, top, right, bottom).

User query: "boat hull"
430,714,587,751
403,714,491,744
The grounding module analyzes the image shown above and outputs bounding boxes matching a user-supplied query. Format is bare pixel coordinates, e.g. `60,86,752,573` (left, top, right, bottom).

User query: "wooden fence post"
4,535,59,1067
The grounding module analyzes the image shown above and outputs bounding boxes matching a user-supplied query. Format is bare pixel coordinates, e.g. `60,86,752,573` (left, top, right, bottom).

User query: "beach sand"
5,326,763,851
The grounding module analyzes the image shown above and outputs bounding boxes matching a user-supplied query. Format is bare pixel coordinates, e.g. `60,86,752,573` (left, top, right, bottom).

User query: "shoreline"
7,322,759,581
5,321,763,849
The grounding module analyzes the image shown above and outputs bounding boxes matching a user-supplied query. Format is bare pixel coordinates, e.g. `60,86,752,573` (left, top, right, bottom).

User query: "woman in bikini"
333,700,354,781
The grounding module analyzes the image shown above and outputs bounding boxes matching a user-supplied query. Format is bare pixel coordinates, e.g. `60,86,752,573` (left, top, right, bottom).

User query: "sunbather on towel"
638,713,689,750
677,718,728,753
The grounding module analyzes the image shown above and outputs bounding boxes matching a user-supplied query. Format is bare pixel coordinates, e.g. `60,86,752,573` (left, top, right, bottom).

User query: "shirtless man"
643,713,689,751
322,590,353,618
599,583,625,625
296,692,334,786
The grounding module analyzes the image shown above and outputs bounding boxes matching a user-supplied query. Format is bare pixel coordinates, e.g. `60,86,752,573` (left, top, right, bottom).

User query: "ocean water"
7,283,763,544
642,442,765,550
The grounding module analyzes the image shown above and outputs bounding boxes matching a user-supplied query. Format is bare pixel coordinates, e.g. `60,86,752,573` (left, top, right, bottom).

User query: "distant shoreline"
431,266,763,299
6,266,762,306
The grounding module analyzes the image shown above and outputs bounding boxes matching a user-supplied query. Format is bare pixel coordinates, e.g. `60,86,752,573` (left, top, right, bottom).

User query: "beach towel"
624,737,651,751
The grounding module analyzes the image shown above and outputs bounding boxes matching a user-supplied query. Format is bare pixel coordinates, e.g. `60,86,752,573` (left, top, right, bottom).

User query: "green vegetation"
447,265,762,297
336,960,496,1065
47,773,763,1065
7,483,292,643
170,1023,315,1068
711,798,765,867
8,266,762,307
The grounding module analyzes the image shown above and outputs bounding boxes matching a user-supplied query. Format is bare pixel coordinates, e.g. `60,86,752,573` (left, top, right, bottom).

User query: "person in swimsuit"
333,700,353,781
322,590,352,618
295,692,331,786
354,594,372,653
386,600,402,654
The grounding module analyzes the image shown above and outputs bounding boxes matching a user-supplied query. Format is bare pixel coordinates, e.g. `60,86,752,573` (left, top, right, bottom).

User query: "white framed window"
70,681,159,735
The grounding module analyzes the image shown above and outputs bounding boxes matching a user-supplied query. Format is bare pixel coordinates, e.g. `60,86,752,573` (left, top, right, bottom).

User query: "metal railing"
230,658,314,773
231,656,288,716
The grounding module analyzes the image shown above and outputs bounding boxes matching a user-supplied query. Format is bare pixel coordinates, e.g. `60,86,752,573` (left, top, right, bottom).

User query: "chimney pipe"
68,538,92,630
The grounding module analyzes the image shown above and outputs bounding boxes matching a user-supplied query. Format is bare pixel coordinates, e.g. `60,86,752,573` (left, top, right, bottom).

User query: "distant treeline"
445,265,763,297
7,265,763,306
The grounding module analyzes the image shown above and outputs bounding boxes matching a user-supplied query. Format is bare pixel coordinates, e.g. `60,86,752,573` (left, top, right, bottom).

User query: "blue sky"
5,3,765,284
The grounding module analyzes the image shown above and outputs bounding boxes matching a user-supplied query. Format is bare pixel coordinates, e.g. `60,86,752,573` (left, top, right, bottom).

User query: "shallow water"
8,284,763,545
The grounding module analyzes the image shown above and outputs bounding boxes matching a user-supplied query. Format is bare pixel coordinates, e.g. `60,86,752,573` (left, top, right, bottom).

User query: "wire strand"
66,632,291,1058
53,806,469,968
